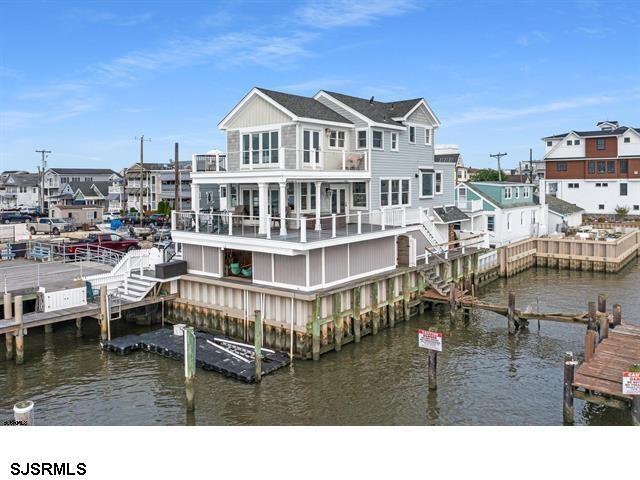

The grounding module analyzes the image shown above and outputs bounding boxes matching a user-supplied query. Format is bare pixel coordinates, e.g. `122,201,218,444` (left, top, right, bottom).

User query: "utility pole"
174,143,180,212
529,148,534,184
35,149,51,214
489,152,507,181
135,136,151,226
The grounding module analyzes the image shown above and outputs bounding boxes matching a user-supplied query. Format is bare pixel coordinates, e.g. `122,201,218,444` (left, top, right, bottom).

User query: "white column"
279,181,287,236
258,182,268,235
191,183,200,213
315,181,322,231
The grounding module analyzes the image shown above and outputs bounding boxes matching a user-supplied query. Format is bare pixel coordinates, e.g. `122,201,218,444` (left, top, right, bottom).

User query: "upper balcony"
192,149,368,176
457,199,483,212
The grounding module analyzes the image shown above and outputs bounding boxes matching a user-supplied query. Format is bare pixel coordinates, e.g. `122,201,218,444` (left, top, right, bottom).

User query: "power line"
489,152,507,181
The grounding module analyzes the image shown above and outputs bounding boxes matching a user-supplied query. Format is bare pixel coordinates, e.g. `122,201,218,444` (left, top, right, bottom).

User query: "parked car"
145,213,169,226
65,233,141,254
122,212,141,224
103,211,121,222
19,206,41,216
27,217,74,235
1,212,32,224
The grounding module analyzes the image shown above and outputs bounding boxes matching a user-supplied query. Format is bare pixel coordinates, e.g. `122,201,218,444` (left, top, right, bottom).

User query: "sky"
1,0,639,173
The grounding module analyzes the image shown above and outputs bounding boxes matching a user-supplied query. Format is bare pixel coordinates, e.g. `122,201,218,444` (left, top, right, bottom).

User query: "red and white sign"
622,371,640,395
418,329,442,352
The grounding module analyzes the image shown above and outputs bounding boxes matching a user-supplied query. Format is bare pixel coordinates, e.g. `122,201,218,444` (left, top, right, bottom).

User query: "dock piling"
630,364,640,426
15,295,24,365
311,298,320,361
4,292,13,361
254,310,263,381
597,293,607,316
613,304,622,327
75,317,82,338
427,328,438,391
13,400,34,426
507,291,516,334
563,352,577,424
99,286,108,342
184,326,196,411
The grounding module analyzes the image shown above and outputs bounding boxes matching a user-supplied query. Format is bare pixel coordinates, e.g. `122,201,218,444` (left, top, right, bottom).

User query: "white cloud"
296,0,417,29
447,94,621,126
516,30,549,47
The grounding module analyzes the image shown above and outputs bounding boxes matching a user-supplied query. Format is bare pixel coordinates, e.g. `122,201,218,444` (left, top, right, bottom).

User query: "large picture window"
380,178,410,207
242,131,279,165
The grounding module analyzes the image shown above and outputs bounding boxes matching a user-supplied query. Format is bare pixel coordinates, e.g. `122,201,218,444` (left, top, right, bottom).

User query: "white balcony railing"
457,199,483,212
172,206,408,244
198,149,369,173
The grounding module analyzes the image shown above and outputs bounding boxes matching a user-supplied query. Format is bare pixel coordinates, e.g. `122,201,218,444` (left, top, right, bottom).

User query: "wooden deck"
573,323,640,402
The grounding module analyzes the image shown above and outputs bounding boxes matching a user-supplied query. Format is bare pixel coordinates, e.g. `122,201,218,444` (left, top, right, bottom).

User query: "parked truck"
64,233,141,254
28,218,75,235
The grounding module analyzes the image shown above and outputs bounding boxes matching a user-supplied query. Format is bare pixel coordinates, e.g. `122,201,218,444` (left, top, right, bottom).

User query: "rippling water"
2,260,638,426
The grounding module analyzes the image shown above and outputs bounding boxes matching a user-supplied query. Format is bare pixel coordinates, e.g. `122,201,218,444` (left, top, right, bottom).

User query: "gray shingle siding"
227,130,240,171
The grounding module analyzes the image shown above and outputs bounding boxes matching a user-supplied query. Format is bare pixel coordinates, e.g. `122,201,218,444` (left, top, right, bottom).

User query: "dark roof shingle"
546,195,584,215
322,90,422,126
257,88,352,124
433,206,469,223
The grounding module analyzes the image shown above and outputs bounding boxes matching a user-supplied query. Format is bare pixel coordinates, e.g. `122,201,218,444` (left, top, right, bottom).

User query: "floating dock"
102,328,290,383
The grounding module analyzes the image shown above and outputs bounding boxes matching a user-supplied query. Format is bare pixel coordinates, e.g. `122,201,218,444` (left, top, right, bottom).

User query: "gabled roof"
320,90,428,127
3,173,39,187
256,88,352,124
68,181,109,197
48,168,117,175
545,195,584,215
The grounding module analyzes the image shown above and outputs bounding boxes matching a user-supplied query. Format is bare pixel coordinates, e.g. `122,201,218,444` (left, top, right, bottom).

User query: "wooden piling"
417,273,425,315
44,324,53,334
584,330,597,363
597,293,607,315
402,273,410,321
75,317,82,338
386,278,395,328
99,285,108,342
15,295,24,365
600,310,609,341
563,352,576,424
371,282,379,334
630,364,640,427
311,298,320,361
613,304,622,327
4,292,13,361
353,287,361,343
253,310,262,381
587,301,597,331
184,326,196,411
333,293,343,352
449,287,456,321
427,328,438,391
507,291,516,334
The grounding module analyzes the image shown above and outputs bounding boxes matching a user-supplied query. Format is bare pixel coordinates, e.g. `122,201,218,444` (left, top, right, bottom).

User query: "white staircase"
116,273,157,302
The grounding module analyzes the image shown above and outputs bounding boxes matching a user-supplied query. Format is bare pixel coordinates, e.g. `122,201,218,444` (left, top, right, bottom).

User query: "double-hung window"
596,138,606,150
328,130,345,148
607,160,615,173
597,161,605,173
487,216,495,232
380,178,410,207
620,183,628,196
620,159,628,174
504,187,512,199
588,161,596,174
424,128,432,145
434,171,442,194
242,131,279,165
409,126,416,144
357,130,367,149
352,182,367,208
523,187,530,198
515,187,520,199
390,132,398,151
556,162,567,172
372,130,383,150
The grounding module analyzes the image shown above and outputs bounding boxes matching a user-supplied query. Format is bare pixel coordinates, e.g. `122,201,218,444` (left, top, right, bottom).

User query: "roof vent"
369,96,374,104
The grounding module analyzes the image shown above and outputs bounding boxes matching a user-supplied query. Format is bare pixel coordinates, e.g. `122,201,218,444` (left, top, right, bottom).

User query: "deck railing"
173,207,412,243
196,149,369,173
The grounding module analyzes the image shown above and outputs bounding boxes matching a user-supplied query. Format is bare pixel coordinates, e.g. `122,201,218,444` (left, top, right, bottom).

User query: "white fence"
477,250,499,273
43,286,87,312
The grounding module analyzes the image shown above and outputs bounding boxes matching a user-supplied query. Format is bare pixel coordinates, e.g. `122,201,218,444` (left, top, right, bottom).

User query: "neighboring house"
510,160,545,185
0,172,40,210
124,161,192,212
455,181,548,248
546,195,584,233
543,121,640,215
107,174,126,212
173,86,462,292
435,144,468,184
50,204,103,226
192,149,225,211
44,168,117,209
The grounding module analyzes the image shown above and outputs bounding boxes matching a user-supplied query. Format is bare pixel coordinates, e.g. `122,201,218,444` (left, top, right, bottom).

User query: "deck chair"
232,205,245,227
